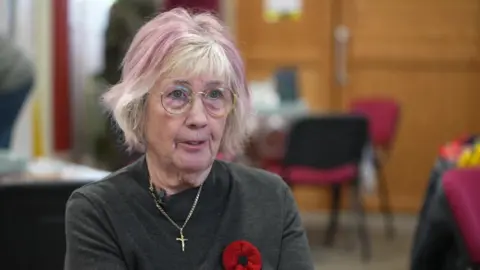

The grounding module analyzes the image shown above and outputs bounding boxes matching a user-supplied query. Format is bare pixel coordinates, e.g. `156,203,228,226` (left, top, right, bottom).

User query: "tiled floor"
301,212,416,269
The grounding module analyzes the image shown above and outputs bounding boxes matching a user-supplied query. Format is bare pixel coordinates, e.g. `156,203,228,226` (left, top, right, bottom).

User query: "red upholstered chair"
216,153,235,162
282,114,371,261
350,98,400,239
443,168,480,267
262,158,284,176
350,98,400,150
260,130,288,176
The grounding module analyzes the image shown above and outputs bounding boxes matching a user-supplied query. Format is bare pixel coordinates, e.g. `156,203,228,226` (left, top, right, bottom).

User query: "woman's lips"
177,140,207,151
184,141,204,145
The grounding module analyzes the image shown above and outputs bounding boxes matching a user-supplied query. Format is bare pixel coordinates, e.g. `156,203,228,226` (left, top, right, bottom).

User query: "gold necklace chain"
148,180,203,252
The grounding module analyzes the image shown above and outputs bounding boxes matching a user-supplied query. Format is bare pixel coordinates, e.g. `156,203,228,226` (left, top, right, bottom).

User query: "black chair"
0,181,87,270
282,114,371,261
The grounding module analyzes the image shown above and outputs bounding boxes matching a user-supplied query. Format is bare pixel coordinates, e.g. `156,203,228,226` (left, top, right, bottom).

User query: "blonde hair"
101,8,252,156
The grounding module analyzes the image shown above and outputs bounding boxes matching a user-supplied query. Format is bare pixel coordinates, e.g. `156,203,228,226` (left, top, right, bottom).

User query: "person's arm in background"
64,192,127,270
102,4,128,85
277,186,315,270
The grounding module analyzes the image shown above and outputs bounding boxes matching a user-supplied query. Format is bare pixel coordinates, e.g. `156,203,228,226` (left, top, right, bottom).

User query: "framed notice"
263,0,302,23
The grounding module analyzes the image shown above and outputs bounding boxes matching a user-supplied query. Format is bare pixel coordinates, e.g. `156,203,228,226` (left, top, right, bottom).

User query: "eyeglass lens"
162,86,234,116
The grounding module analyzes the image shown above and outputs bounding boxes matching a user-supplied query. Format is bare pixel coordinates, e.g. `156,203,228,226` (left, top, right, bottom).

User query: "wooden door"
335,0,480,212
235,0,339,211
235,0,334,110
235,0,480,213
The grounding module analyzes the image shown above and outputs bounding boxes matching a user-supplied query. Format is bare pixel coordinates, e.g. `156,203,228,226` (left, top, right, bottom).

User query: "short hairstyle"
101,8,252,156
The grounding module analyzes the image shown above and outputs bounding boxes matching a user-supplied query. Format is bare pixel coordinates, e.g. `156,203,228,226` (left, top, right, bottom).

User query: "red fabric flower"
222,240,262,270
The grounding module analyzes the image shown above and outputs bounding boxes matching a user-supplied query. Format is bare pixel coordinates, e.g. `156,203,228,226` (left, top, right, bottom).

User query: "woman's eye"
169,89,188,99
208,89,224,99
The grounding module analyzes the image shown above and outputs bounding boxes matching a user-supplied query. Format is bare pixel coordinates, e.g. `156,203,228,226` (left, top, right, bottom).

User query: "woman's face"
144,76,230,173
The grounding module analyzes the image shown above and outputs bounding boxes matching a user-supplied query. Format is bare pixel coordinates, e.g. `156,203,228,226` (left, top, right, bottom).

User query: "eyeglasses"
160,86,236,117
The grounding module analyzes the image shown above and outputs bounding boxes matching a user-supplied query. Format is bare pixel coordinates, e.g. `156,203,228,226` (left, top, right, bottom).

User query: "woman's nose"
185,96,208,128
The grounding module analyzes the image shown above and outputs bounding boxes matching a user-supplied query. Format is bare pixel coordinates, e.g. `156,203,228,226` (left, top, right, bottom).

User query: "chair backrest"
443,168,480,265
283,114,368,169
350,98,400,148
0,181,87,270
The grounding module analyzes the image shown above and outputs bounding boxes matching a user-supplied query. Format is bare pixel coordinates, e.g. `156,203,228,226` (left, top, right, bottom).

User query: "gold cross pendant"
176,230,188,252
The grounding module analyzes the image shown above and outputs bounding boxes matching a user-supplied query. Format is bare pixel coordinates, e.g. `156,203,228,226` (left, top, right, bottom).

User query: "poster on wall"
263,0,302,23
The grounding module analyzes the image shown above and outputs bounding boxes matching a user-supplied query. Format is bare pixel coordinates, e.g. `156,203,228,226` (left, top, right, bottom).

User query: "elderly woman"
64,8,314,270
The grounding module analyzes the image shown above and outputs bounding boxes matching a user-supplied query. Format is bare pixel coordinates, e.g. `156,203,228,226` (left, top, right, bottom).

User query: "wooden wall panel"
236,0,335,110
236,0,480,213
339,0,480,212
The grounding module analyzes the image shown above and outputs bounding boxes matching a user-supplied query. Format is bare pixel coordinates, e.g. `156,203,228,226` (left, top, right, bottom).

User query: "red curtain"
52,0,71,151
165,0,219,14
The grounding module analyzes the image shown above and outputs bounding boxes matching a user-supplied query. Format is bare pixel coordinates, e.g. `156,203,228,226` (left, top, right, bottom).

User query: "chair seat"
283,164,358,184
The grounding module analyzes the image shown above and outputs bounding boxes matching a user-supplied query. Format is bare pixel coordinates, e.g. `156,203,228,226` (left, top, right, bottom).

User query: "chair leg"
324,184,341,247
350,182,371,262
378,167,395,239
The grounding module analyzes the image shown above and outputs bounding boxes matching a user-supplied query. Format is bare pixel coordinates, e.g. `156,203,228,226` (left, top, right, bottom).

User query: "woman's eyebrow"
205,80,224,87
172,79,191,86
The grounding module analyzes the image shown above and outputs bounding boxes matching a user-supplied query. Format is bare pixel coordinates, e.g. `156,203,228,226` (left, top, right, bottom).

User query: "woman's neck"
145,153,211,195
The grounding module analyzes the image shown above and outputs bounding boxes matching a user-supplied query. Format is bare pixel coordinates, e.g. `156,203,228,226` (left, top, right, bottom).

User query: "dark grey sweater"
64,157,314,270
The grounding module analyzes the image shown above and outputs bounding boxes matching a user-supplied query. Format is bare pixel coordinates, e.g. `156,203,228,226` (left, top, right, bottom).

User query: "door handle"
334,25,350,87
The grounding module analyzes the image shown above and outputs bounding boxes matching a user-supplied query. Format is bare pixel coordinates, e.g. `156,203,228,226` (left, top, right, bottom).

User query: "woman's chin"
173,154,214,173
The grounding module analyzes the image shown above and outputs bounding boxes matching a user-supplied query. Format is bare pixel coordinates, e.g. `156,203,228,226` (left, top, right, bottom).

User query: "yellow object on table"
457,144,480,168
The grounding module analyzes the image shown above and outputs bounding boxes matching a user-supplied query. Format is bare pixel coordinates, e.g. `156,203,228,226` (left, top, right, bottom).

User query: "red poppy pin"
222,240,262,270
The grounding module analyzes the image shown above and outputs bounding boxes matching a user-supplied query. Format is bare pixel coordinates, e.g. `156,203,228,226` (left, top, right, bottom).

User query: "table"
0,157,110,185
0,157,108,270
